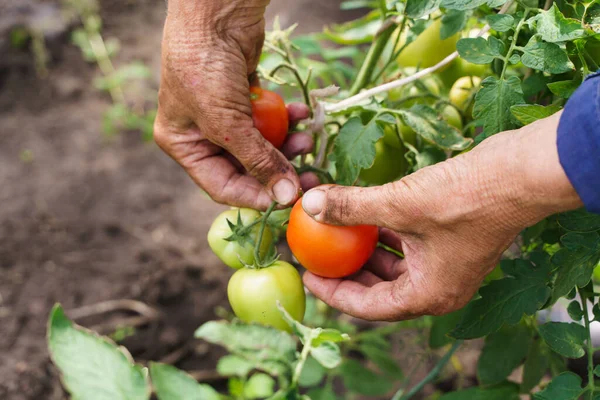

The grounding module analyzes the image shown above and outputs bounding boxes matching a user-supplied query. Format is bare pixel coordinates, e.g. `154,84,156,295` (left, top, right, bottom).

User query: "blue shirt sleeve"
557,71,600,214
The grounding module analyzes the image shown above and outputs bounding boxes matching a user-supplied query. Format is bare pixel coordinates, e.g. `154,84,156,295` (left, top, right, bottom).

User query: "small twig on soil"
158,341,193,365
68,299,161,320
189,369,226,382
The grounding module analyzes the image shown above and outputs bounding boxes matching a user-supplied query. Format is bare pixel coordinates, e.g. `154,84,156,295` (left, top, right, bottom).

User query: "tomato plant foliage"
47,0,600,398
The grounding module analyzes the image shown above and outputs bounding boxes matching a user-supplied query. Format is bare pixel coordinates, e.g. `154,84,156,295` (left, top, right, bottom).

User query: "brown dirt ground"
0,1,381,399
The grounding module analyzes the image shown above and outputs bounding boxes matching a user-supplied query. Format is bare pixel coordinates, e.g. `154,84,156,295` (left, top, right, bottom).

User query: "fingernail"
273,179,296,205
302,190,325,217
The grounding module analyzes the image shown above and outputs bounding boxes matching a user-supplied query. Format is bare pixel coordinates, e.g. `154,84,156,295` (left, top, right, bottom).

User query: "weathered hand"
301,113,582,321
154,0,313,210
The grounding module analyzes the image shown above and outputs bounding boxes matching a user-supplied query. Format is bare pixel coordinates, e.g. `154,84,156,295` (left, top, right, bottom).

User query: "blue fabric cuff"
557,71,600,214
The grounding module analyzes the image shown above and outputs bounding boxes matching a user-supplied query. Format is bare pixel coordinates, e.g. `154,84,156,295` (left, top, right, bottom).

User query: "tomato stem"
253,201,278,268
291,330,314,388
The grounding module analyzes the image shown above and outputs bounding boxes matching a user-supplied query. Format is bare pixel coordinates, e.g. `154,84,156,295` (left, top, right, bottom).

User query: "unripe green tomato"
437,57,489,88
388,70,442,105
449,76,482,115
442,104,463,130
227,261,306,332
397,19,460,71
360,139,407,185
207,208,274,269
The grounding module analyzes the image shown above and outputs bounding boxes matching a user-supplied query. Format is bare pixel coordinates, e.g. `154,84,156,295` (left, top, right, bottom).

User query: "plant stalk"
349,22,398,96
579,287,595,399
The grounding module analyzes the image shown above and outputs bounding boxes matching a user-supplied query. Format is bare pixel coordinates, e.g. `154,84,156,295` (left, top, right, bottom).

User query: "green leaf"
413,145,447,171
217,355,254,377
558,209,600,232
441,10,469,40
398,105,472,151
311,341,342,369
520,36,574,74
457,37,497,64
312,329,351,347
429,309,465,349
150,363,219,400
406,0,442,19
47,305,150,400
529,4,587,43
339,359,393,396
195,320,296,376
473,76,525,139
331,117,383,186
439,383,520,400
298,356,326,388
487,14,515,32
244,373,275,399
510,104,562,125
538,322,587,359
358,343,403,377
450,257,551,339
594,365,600,378
547,78,581,99
441,0,489,11
532,372,585,400
550,232,600,303
567,301,584,321
477,324,531,386
521,339,550,393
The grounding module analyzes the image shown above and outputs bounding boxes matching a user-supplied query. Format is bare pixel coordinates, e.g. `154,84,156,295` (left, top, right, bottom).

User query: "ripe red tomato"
286,199,379,278
250,86,289,149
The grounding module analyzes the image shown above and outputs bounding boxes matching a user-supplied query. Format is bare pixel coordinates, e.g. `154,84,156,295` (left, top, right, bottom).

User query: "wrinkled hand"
154,0,314,210
301,113,582,321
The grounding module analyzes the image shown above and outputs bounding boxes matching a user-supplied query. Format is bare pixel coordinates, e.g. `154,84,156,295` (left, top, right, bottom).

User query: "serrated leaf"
439,383,520,400
298,356,326,387
521,339,550,393
398,105,472,151
477,324,531,386
277,301,312,341
331,117,383,185
217,355,254,377
529,4,587,43
532,372,584,400
244,373,275,399
550,232,600,303
312,328,350,347
195,320,296,376
311,341,342,369
150,363,219,400
450,257,551,339
538,322,587,359
473,76,525,140
594,365,600,377
558,209,600,232
508,53,521,64
441,10,469,40
567,301,584,321
510,104,562,125
47,305,150,400
457,37,497,63
520,36,575,74
548,79,581,99
339,359,394,396
406,0,442,18
487,14,515,32
413,145,447,170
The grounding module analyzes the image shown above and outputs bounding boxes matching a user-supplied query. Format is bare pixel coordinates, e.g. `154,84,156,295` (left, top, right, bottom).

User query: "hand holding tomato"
153,0,315,210
299,113,582,321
